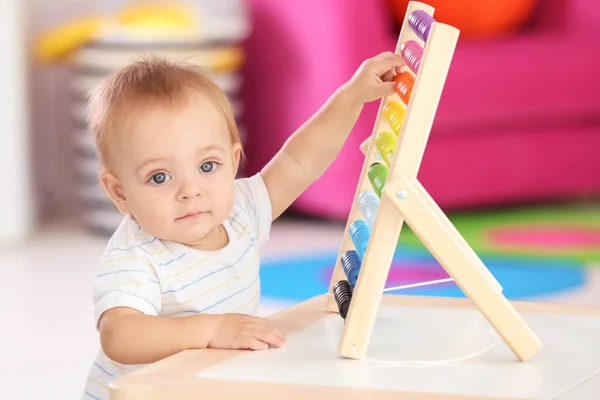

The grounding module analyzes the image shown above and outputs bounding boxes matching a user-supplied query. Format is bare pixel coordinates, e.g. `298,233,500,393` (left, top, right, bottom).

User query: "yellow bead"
375,131,397,167
382,101,406,137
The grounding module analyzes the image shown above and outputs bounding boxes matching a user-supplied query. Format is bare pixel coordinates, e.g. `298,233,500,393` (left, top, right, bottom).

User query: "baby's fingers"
380,68,397,83
375,81,397,98
253,317,286,344
369,52,405,76
254,327,287,348
242,337,269,351
272,326,287,345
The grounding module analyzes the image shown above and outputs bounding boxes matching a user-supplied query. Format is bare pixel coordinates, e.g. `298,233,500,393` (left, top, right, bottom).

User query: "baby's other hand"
343,51,405,105
209,313,287,351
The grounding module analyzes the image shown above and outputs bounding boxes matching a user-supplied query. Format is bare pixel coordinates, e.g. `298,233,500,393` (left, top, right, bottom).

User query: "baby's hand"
343,51,406,105
209,313,287,350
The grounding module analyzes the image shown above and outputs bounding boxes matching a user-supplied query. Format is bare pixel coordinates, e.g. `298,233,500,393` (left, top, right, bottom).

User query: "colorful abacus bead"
375,131,397,167
358,191,380,229
394,71,414,105
333,280,353,319
408,10,435,42
349,220,370,259
400,40,423,73
382,101,405,136
341,250,361,287
368,163,388,198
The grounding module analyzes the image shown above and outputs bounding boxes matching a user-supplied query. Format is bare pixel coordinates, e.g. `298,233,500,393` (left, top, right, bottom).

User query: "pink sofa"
241,0,600,220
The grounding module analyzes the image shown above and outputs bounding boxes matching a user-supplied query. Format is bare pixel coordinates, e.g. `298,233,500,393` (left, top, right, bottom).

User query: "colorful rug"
259,247,586,302
260,204,598,303
397,204,600,264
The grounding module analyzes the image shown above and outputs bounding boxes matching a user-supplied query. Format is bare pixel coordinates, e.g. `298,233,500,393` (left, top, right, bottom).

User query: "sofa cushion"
432,33,600,136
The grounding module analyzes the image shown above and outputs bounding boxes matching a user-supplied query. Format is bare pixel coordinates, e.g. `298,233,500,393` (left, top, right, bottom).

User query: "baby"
82,51,403,399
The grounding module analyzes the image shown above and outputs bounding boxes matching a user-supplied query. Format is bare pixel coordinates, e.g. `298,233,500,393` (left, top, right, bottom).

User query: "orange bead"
394,71,415,105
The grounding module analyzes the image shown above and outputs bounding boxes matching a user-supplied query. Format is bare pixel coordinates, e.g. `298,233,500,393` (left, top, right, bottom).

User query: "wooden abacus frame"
326,1,543,362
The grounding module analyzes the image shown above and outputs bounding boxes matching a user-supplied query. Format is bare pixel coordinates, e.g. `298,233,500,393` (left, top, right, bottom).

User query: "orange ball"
386,0,538,39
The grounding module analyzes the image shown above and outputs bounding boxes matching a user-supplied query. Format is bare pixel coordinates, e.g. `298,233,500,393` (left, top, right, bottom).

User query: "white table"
111,294,600,400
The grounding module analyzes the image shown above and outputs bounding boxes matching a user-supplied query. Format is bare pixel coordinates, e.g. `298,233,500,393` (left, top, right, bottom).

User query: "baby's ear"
99,170,130,215
231,142,243,174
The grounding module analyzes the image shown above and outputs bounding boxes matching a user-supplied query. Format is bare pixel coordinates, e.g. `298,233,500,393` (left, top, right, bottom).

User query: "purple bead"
408,10,435,42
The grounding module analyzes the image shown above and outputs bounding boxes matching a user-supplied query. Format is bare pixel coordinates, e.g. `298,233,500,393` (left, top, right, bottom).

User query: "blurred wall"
0,0,34,243
28,1,114,222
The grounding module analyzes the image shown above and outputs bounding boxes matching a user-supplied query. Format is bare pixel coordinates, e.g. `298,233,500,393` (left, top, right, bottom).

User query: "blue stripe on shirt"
180,273,259,314
161,238,256,295
108,237,157,252
84,391,102,400
157,253,185,267
93,362,114,377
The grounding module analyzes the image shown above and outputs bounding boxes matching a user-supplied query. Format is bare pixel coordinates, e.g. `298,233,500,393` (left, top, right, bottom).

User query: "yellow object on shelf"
35,16,107,62
117,3,196,27
34,3,199,62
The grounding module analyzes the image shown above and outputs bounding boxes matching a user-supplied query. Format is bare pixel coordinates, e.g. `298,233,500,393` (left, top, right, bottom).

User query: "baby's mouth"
176,210,206,221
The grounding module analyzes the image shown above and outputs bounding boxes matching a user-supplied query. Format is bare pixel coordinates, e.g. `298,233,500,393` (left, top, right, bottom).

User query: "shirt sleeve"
92,243,162,329
234,172,273,245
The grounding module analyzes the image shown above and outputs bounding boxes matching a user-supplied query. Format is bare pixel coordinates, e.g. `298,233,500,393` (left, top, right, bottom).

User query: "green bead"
368,163,388,198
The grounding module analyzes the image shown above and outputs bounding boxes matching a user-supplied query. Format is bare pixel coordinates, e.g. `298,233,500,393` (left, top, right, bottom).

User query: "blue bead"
341,250,361,286
350,220,371,259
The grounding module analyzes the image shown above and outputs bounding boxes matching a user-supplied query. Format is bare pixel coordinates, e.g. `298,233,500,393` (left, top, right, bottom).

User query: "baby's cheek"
135,194,171,226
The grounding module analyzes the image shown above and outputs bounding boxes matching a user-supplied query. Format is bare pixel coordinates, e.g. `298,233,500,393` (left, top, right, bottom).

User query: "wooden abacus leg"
338,192,407,359
386,176,543,361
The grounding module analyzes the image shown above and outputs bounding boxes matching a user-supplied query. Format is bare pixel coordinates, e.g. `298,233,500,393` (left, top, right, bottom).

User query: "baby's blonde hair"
87,55,242,168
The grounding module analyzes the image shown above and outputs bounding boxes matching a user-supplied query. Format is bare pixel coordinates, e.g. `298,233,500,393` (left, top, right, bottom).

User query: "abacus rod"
387,176,543,361
324,1,433,313
336,0,434,357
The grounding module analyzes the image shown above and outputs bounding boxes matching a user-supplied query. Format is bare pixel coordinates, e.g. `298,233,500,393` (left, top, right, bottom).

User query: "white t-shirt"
82,173,272,400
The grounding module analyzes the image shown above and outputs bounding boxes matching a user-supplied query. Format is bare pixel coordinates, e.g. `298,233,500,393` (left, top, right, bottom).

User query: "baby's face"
106,93,241,247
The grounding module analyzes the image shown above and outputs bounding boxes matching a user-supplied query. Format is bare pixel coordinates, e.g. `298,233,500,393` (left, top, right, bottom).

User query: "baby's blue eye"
200,162,216,173
150,172,171,185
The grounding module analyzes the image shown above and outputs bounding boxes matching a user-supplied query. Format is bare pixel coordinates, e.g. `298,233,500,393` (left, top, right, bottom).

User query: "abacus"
327,1,543,362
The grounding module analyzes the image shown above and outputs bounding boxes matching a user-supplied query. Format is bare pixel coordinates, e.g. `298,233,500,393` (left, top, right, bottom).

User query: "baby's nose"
177,181,202,200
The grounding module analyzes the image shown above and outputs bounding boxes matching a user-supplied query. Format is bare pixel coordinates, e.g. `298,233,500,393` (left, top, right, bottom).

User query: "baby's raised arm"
261,51,405,221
